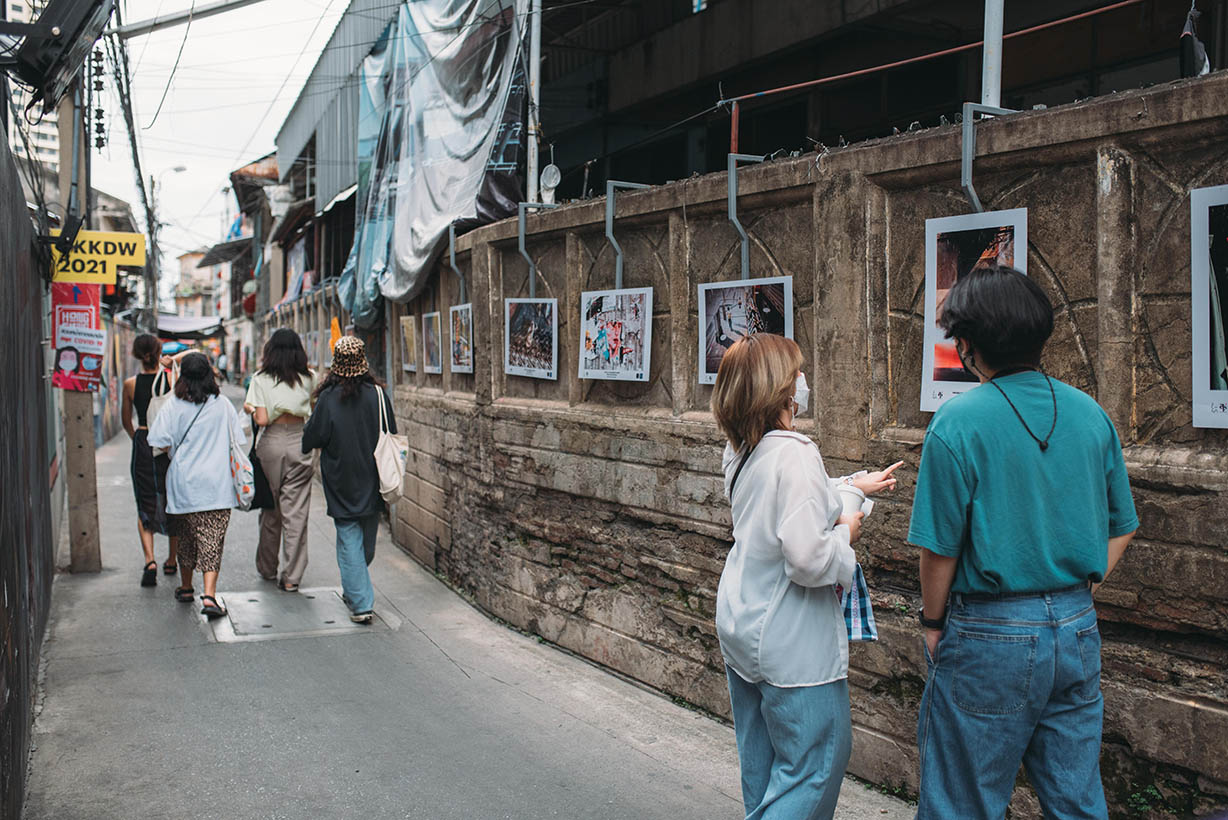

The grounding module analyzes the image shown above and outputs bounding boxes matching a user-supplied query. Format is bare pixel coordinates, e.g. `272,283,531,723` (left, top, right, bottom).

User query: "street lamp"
146,166,187,329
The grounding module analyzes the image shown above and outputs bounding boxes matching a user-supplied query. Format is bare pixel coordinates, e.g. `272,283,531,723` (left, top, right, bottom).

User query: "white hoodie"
716,430,857,687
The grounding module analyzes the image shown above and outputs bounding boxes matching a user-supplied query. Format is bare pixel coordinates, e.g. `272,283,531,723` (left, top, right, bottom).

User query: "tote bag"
147,365,176,455
228,410,256,512
840,563,879,643
374,385,408,503
248,426,275,510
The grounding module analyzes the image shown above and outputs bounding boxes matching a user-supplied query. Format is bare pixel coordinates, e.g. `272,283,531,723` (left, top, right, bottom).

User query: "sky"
92,0,347,269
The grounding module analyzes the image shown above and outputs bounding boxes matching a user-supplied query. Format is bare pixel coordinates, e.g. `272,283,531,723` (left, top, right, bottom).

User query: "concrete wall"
390,74,1228,818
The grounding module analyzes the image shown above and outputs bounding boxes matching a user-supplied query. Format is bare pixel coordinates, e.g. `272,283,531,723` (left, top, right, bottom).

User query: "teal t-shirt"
908,372,1139,595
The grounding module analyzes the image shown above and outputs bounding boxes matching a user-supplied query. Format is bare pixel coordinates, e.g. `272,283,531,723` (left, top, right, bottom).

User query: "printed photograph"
400,315,417,372
579,287,653,382
450,303,474,374
423,311,442,374
921,208,1027,412
1191,185,1228,428
698,276,793,385
504,298,557,380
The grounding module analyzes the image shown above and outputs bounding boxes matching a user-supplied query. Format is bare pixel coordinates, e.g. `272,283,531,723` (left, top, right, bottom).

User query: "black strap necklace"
986,366,1058,452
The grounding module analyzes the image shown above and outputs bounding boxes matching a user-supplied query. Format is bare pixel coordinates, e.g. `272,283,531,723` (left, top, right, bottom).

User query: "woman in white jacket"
712,333,900,820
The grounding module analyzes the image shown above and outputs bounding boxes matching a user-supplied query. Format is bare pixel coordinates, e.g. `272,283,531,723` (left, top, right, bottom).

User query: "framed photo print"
450,303,474,374
579,287,653,382
1191,184,1228,428
921,207,1028,412
400,315,417,373
423,311,443,374
504,298,557,380
697,276,793,385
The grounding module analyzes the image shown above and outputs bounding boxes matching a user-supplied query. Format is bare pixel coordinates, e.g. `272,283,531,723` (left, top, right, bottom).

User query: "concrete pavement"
24,388,914,819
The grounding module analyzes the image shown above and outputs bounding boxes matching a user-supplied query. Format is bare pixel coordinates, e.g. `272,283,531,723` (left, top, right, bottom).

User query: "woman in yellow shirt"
245,329,317,591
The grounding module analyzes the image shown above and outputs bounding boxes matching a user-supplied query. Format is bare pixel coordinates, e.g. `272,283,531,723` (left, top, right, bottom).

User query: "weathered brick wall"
391,74,1228,818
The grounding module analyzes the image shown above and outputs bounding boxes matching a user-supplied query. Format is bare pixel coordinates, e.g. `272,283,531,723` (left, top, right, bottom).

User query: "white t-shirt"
716,431,856,688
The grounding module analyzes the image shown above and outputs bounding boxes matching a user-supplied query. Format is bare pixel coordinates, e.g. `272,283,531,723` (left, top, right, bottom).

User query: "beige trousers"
255,422,313,585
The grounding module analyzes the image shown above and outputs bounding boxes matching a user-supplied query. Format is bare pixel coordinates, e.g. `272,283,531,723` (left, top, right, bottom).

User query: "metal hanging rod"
960,102,1016,212
728,153,765,279
518,201,559,298
605,180,648,289
448,222,466,303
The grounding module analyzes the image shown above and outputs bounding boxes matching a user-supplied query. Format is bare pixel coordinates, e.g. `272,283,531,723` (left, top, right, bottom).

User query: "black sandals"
199,595,227,619
141,561,157,587
174,586,194,603
162,560,177,575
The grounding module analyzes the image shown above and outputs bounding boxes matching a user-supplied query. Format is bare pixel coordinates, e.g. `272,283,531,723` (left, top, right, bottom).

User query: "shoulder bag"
247,425,276,510
373,385,408,503
227,404,256,512
147,364,177,455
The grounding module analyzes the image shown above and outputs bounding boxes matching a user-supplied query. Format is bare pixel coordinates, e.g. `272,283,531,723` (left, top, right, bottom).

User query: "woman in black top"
302,336,395,623
122,334,179,587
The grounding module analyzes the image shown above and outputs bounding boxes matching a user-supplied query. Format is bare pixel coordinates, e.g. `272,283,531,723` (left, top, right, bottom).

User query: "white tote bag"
146,364,176,456
374,385,408,503
228,405,256,512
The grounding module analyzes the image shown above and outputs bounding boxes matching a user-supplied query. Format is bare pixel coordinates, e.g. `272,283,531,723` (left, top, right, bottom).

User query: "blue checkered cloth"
840,563,878,642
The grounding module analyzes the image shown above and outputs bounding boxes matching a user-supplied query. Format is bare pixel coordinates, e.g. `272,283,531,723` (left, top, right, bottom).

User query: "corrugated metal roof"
275,0,399,184
314,74,360,209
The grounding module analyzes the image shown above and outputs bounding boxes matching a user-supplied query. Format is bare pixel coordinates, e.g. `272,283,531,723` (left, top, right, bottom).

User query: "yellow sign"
50,229,147,284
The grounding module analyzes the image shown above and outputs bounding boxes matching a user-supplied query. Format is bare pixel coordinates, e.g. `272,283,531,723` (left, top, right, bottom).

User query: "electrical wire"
143,0,195,129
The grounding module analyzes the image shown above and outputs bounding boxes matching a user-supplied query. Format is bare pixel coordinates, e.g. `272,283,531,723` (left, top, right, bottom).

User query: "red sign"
51,282,105,392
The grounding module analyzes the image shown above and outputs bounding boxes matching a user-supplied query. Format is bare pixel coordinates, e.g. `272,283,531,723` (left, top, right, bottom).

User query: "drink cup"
837,484,866,517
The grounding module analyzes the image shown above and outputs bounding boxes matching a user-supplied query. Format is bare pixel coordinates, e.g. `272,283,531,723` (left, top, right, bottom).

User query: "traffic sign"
50,229,147,284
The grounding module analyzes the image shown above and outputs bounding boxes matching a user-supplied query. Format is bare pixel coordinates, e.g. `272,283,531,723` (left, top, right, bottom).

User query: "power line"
143,0,195,129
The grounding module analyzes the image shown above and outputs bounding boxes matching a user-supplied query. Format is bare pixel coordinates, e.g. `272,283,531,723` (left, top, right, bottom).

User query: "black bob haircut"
174,352,220,404
939,265,1054,368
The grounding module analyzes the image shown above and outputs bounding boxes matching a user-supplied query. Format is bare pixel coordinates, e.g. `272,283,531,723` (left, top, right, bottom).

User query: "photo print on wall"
921,207,1028,412
400,315,417,372
423,311,443,374
697,276,793,385
450,303,474,374
579,287,653,381
1191,184,1228,428
504,298,557,380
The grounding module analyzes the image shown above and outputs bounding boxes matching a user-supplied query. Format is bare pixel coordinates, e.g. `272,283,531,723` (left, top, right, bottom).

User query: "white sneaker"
350,610,374,624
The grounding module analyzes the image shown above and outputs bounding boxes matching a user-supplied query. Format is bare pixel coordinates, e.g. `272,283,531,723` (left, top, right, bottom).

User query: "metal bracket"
448,222,465,303
961,102,1016,213
0,20,61,37
728,153,765,279
605,180,648,289
518,201,559,298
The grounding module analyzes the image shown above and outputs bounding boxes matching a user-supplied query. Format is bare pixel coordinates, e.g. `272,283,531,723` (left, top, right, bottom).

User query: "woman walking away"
711,334,901,820
245,329,316,592
148,353,247,619
303,337,394,624
122,334,179,586
909,266,1137,820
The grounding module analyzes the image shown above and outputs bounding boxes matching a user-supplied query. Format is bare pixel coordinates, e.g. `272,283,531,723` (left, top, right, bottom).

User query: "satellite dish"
540,164,562,204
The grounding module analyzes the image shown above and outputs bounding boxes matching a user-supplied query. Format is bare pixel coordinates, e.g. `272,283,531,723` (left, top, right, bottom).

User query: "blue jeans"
727,668,851,820
916,585,1106,820
334,514,378,614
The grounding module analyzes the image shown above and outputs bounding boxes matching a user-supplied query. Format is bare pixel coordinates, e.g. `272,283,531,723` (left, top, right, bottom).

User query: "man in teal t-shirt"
909,266,1137,820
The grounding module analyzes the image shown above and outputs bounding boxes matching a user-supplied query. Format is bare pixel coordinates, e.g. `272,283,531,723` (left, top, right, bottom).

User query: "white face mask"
794,372,810,416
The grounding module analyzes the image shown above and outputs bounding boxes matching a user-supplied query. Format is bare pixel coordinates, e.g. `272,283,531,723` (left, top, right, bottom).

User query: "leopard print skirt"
173,509,231,573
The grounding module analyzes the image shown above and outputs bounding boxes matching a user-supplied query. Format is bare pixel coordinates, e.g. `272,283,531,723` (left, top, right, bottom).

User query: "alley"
23,389,912,820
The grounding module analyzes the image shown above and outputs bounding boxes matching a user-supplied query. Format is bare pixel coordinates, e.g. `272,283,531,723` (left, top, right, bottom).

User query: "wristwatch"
919,608,947,630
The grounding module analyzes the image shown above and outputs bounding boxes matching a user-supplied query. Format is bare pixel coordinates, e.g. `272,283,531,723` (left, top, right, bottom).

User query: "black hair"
132,334,161,368
258,328,311,388
313,371,384,402
54,346,79,371
174,352,219,404
939,265,1054,369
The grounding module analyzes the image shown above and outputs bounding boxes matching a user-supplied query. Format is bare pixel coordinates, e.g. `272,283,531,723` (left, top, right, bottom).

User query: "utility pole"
147,173,160,331
981,0,1004,107
526,0,542,203
57,79,102,573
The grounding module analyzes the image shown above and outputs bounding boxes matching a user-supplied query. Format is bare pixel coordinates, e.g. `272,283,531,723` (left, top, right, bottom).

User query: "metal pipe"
518,201,558,298
449,222,465,303
727,153,765,279
730,100,740,154
605,180,648,289
109,0,276,39
527,0,543,203
715,0,1143,106
981,0,1004,107
960,102,1015,212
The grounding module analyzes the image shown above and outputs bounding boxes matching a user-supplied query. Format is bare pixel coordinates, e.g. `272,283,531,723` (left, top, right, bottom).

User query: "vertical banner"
51,282,105,392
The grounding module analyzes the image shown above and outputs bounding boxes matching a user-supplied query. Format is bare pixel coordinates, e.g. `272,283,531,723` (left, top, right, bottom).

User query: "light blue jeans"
916,584,1106,820
727,668,851,820
334,514,378,614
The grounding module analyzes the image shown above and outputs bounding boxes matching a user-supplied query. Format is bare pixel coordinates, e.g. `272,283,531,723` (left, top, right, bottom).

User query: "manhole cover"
204,588,399,643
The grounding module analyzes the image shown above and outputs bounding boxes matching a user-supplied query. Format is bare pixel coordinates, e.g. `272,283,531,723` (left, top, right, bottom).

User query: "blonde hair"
711,334,802,451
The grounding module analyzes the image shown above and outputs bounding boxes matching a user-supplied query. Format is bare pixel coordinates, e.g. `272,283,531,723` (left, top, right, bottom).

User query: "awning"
271,198,316,246
317,184,357,218
158,314,224,339
197,236,254,268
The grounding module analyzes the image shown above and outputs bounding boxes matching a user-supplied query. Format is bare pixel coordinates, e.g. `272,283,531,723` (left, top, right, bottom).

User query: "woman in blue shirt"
909,266,1138,820
148,353,247,619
